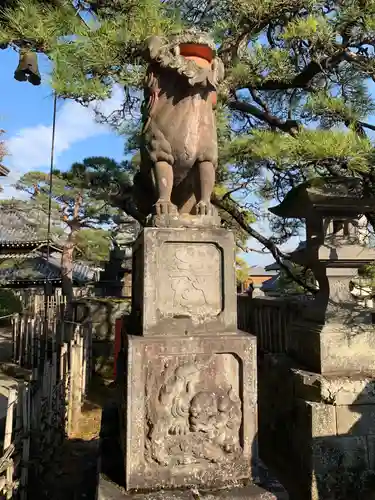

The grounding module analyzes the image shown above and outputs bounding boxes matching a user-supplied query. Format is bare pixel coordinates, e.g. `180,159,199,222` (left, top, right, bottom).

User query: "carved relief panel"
124,334,257,491
159,242,222,319
145,352,241,468
131,228,238,336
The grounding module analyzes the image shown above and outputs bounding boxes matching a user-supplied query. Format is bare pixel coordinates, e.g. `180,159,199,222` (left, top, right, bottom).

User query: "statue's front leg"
195,161,216,216
152,161,178,215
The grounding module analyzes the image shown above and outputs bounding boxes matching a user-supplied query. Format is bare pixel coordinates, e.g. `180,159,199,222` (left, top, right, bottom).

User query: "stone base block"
258,352,375,499
289,318,375,375
97,476,285,500
98,402,288,500
129,227,237,336
120,332,257,491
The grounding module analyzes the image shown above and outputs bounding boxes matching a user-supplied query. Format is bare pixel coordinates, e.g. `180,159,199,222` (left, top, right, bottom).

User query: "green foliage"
0,289,22,317
276,263,316,295
236,255,250,284
229,46,296,89
282,15,334,46
4,0,375,259
4,162,128,268
75,228,111,265
14,169,116,231
0,0,180,99
227,129,373,172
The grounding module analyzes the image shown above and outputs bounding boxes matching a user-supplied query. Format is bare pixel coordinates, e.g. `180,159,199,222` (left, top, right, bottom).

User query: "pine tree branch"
228,98,300,135
359,121,375,132
211,192,318,294
245,50,347,92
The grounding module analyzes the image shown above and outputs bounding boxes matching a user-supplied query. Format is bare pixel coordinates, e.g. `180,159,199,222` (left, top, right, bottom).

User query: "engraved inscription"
159,243,222,318
145,354,242,467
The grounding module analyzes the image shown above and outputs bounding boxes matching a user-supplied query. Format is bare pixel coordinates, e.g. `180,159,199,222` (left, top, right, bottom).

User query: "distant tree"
276,263,316,296
75,228,111,266
5,167,118,299
4,0,375,292
236,255,250,288
0,130,6,163
0,289,22,320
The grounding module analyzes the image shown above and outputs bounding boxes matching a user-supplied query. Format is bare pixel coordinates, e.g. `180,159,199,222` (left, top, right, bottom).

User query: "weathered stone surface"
97,477,286,500
72,297,130,342
297,400,337,438
257,351,375,499
129,228,237,336
290,365,375,405
98,403,288,500
121,333,257,491
133,30,224,221
311,435,373,499
289,318,375,375
336,405,375,435
71,298,130,376
313,435,369,472
151,213,222,229
366,437,375,470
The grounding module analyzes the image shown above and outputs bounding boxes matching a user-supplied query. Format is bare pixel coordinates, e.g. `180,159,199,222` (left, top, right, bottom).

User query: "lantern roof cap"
269,177,374,218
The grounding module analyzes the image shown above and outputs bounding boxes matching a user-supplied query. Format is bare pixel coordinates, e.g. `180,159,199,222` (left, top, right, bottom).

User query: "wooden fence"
0,311,92,498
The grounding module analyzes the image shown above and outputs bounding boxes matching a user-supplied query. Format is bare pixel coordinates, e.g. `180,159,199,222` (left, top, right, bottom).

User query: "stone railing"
237,295,303,354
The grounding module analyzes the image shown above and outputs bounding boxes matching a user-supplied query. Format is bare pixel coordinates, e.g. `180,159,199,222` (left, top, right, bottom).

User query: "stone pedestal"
288,267,375,375
258,353,375,500
289,319,375,375
116,227,280,496
129,228,237,337
122,333,257,491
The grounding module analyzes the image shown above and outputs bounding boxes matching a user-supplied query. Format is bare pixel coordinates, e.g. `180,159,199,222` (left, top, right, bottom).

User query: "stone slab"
258,352,375,499
261,352,375,406
289,317,375,375
121,333,257,491
149,213,222,229
129,228,237,336
97,476,286,500
336,405,375,435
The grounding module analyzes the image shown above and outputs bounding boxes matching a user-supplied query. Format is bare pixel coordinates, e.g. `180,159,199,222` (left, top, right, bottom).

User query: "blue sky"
0,47,299,268
0,48,125,182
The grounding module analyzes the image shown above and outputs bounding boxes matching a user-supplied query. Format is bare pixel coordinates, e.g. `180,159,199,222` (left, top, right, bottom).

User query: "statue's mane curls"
145,31,224,88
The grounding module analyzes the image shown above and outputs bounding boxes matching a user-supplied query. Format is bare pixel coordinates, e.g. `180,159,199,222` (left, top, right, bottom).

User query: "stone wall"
239,296,375,499
72,297,130,377
259,352,375,499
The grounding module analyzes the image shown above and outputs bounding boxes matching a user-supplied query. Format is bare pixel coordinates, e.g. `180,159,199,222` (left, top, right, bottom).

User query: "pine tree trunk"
61,232,75,301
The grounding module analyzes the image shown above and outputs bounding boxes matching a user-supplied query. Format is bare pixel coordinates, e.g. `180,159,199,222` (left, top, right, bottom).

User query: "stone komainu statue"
133,30,225,219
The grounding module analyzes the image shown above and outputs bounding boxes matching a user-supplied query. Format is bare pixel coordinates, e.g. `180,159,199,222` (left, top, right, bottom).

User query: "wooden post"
20,385,30,500
11,316,18,363
67,336,81,436
4,388,17,500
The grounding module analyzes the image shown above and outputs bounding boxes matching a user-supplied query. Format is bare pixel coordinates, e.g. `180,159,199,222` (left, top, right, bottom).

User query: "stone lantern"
270,177,375,374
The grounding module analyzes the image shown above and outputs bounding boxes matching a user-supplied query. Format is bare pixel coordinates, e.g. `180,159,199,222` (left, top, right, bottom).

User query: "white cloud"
3,84,125,177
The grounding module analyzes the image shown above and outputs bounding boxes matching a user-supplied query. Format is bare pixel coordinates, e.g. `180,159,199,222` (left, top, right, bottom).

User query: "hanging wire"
44,92,58,318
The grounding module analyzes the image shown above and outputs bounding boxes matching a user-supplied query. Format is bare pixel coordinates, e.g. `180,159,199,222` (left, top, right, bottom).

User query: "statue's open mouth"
179,43,214,64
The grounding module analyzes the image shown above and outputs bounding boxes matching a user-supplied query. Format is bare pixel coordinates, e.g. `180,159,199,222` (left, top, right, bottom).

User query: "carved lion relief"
145,355,242,467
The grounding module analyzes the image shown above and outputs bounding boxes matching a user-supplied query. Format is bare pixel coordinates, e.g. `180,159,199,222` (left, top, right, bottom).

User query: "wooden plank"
4,388,16,500
20,386,30,500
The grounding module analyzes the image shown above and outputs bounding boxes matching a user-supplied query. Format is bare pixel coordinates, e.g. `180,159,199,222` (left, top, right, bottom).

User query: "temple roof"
0,211,47,246
0,252,98,287
0,165,9,176
269,177,374,218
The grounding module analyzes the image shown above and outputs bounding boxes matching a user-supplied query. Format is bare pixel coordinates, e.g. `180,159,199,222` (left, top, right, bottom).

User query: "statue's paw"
196,201,215,216
154,199,178,216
